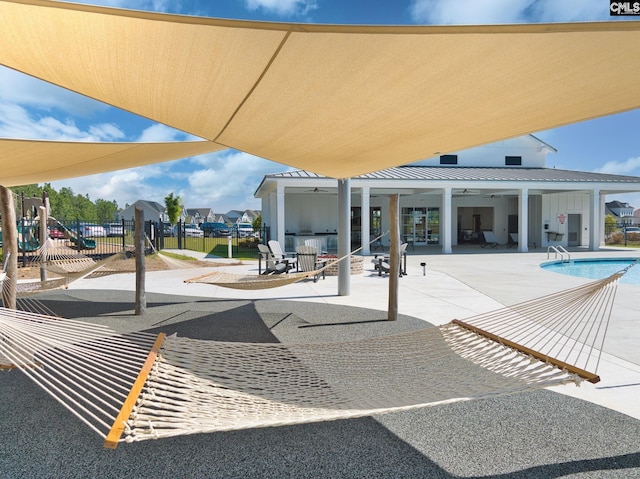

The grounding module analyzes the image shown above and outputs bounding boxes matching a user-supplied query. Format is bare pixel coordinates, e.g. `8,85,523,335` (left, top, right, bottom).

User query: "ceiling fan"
307,187,328,193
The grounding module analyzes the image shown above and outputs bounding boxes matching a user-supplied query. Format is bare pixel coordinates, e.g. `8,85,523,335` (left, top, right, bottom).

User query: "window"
439,154,458,165
505,155,522,166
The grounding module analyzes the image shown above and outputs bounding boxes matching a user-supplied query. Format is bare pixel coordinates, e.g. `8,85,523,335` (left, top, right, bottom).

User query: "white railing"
547,245,571,263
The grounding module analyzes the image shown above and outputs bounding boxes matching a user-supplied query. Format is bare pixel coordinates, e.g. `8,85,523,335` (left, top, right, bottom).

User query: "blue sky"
1,0,639,213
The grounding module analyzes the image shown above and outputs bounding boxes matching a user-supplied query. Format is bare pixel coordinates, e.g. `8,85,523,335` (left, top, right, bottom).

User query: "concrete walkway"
70,245,640,421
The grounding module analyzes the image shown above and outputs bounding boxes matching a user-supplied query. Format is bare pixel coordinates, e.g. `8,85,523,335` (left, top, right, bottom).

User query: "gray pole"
337,178,351,296
388,194,400,321
134,206,146,315
0,186,17,309
38,205,48,282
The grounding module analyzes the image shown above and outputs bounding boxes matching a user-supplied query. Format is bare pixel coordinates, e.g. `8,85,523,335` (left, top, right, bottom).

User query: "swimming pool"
541,258,640,285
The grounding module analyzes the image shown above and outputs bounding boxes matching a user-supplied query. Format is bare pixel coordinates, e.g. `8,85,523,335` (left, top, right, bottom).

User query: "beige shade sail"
0,139,223,186
2,0,640,181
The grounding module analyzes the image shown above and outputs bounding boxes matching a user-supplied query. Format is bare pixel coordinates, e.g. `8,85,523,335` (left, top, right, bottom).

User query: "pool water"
541,258,640,285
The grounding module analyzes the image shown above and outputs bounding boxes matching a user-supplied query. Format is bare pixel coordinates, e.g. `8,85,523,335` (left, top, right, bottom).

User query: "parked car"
234,223,256,238
163,224,174,237
48,226,66,239
200,222,230,237
176,224,204,238
103,223,124,237
81,224,107,237
625,226,640,232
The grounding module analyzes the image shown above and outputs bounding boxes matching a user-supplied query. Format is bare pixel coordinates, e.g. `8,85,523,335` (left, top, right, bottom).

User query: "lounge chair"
268,240,297,270
257,244,288,275
480,231,499,248
508,232,519,248
372,242,408,276
295,245,326,282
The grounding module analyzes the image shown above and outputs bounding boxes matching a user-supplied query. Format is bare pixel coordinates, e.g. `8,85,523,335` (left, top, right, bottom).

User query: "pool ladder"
547,245,571,263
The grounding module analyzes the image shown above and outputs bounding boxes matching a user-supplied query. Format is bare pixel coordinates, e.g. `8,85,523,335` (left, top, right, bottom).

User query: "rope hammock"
185,268,333,290
185,233,389,290
1,239,129,297
0,263,634,449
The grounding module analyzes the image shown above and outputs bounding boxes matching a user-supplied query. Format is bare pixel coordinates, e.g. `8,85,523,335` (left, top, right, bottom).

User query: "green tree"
604,213,618,237
96,199,119,224
164,192,182,224
252,214,262,231
3,184,120,226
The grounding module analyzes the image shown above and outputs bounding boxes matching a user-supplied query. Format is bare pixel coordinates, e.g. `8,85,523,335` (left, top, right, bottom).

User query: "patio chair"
267,240,296,270
372,242,408,276
480,231,499,248
304,238,326,254
257,244,288,275
508,232,519,248
295,245,326,282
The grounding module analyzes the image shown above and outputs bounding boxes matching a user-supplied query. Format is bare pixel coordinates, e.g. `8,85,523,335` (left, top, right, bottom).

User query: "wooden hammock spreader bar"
0,361,41,370
104,333,166,449
451,319,601,384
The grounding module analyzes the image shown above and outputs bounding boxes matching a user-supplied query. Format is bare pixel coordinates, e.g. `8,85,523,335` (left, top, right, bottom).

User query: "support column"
388,194,400,321
38,205,48,282
276,185,285,245
518,188,529,253
442,187,452,254
599,194,606,248
338,179,351,296
589,189,601,251
361,186,371,256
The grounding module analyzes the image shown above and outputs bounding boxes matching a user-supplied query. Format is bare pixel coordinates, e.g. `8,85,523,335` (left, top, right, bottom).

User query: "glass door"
402,207,427,245
402,207,440,245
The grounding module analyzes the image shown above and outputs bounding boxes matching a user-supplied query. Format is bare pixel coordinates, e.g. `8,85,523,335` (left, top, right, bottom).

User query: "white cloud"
530,0,608,22
50,162,172,208
410,0,531,24
47,150,284,214
595,157,640,175
136,123,197,142
180,150,288,211
245,0,318,17
0,101,125,141
0,68,109,118
409,0,607,24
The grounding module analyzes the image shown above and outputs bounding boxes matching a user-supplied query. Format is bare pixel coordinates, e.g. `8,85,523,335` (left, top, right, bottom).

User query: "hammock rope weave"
0,264,633,448
185,233,389,290
1,239,129,299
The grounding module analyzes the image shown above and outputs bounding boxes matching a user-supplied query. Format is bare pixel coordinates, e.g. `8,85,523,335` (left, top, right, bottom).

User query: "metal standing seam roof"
2,0,640,185
265,167,640,184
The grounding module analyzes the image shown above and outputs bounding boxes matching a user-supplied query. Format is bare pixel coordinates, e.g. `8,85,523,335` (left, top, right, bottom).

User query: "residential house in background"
119,200,165,222
119,202,260,229
255,135,640,255
184,208,215,225
226,209,260,225
605,200,637,227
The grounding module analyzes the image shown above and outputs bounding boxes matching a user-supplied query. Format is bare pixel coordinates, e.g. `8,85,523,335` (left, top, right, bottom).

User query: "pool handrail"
547,245,571,263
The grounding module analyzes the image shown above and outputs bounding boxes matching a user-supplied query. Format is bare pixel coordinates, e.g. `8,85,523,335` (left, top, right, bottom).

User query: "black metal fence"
604,224,640,247
157,220,270,259
9,216,273,265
